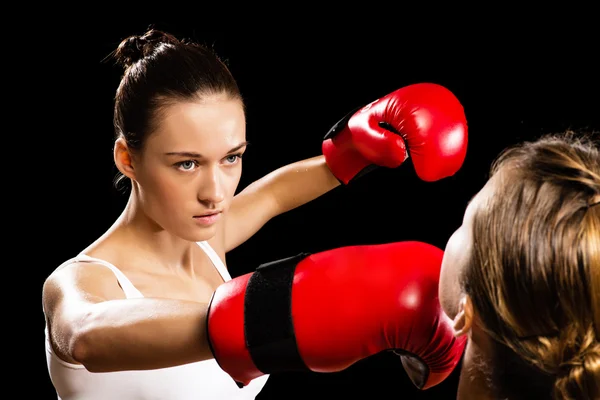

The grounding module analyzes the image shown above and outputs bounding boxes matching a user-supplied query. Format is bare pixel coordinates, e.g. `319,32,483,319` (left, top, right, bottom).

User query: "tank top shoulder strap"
196,241,232,282
74,254,144,299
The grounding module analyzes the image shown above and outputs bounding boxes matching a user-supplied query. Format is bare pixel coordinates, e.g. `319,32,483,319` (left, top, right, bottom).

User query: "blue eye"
175,160,198,171
225,154,243,164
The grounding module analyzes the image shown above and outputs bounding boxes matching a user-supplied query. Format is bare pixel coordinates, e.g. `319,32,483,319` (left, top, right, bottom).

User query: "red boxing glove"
322,83,468,184
207,241,466,390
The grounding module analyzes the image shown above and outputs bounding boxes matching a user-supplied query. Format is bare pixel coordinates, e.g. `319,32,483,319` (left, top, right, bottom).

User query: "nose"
198,165,225,205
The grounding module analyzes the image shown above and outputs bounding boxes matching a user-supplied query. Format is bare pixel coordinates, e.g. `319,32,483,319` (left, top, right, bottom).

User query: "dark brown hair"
108,29,243,188
463,131,600,399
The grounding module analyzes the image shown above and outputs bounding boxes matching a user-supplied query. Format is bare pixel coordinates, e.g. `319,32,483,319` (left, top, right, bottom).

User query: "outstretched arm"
224,155,340,252
43,263,214,372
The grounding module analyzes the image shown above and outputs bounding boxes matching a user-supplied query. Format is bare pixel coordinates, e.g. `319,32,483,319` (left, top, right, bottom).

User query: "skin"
438,171,500,399
42,93,341,372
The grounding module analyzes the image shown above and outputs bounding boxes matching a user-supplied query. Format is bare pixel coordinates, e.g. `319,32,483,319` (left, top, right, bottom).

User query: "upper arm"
223,178,279,252
42,263,125,363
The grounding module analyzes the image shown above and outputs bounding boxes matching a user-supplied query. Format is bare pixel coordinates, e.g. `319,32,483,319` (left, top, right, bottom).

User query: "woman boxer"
42,28,467,399
439,130,599,399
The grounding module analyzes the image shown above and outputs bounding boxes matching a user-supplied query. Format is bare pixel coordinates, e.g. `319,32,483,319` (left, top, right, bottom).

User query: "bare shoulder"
42,258,128,365
42,260,126,317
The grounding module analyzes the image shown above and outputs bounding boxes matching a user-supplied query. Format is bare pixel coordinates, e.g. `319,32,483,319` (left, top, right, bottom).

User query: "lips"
192,211,222,226
194,211,222,218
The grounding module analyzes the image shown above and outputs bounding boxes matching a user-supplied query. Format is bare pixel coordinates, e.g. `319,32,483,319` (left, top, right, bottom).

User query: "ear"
114,137,136,180
452,295,474,337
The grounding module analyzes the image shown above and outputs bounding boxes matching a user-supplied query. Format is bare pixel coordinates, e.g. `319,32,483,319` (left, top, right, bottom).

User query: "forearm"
225,155,341,251
71,298,211,372
268,155,340,214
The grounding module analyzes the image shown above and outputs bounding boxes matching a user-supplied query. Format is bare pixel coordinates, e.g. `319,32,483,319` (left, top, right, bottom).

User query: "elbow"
70,330,94,367
69,312,106,371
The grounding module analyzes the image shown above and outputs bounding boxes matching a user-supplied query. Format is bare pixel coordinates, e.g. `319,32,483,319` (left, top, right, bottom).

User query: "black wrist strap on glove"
323,106,361,140
244,253,312,374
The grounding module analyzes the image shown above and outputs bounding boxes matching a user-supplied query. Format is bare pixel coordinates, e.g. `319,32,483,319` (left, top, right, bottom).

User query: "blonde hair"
463,131,600,399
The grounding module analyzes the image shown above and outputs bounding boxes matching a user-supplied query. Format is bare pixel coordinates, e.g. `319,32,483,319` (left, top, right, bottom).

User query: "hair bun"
113,29,180,69
553,330,600,399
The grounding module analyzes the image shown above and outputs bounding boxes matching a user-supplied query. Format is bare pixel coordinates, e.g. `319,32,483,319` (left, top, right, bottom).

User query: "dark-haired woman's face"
132,94,246,242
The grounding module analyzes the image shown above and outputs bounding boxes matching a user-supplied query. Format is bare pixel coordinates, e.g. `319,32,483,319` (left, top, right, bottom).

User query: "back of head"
463,130,600,399
108,28,242,187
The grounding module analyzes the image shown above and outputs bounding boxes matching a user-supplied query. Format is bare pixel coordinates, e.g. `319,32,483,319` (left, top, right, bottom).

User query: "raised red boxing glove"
322,82,468,184
206,241,466,390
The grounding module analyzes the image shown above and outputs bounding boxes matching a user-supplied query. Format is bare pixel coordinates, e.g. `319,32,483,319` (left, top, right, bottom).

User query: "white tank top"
44,241,269,400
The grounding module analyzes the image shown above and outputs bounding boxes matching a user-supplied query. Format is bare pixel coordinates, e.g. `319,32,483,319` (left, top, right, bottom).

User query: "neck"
110,193,199,275
457,326,497,400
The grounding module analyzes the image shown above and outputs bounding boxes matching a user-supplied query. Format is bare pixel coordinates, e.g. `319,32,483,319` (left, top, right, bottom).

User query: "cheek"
439,229,468,319
223,167,242,197
157,178,189,203
138,166,189,206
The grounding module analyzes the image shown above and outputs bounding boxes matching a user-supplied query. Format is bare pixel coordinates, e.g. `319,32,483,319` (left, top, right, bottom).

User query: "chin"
170,225,215,243
188,226,218,242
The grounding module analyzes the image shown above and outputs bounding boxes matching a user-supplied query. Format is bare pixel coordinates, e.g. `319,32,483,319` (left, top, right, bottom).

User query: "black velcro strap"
323,106,362,140
244,252,311,373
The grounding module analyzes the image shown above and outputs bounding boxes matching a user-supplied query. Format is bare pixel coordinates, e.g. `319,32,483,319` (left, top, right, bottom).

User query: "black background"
29,18,599,399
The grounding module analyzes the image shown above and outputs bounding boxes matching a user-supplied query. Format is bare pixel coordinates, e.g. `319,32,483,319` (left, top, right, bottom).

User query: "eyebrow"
164,141,249,158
